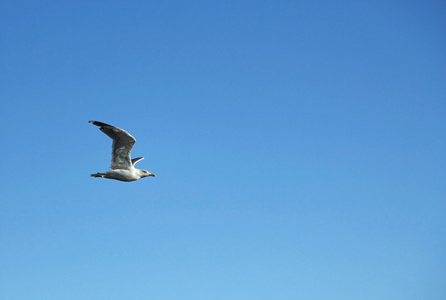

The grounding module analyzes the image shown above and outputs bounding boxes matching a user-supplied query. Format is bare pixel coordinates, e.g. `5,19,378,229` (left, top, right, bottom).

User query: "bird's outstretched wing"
131,157,144,165
89,120,136,169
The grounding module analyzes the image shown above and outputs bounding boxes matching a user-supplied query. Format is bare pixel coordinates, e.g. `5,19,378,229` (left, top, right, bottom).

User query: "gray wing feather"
89,120,136,169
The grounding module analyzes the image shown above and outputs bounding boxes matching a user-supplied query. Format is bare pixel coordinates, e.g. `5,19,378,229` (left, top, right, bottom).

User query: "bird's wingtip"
89,120,112,127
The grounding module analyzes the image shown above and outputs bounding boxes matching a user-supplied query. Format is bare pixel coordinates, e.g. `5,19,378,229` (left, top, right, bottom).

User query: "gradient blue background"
1,1,445,299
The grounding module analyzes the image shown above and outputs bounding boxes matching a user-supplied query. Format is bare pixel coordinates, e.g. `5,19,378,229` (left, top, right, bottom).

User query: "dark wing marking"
89,120,136,169
131,157,144,166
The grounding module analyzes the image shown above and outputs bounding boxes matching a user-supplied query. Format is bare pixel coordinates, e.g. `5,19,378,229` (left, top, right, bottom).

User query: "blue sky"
1,0,445,299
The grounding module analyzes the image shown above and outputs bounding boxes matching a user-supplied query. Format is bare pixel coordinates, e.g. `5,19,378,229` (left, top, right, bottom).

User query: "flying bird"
89,120,156,181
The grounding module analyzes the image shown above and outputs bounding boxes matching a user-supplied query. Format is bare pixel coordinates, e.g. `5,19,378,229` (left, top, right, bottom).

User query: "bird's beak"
149,174,156,177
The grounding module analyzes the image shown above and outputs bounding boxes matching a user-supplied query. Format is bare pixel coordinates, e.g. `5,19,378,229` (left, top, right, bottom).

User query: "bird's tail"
91,172,106,178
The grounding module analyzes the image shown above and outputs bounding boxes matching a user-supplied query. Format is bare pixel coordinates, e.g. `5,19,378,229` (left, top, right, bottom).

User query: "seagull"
89,120,156,182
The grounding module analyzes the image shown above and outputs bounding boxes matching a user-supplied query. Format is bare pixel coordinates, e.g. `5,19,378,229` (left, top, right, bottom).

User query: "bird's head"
138,169,156,178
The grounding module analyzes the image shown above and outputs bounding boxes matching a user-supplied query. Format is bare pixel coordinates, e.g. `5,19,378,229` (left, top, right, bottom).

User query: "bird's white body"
103,168,144,182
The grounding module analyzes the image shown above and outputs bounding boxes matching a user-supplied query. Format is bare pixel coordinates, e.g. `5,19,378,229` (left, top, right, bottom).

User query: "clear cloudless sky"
1,1,445,299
